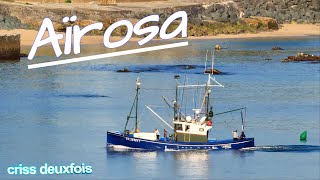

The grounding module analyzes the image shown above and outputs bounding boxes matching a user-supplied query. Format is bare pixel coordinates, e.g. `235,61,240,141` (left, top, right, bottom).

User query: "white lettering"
159,11,188,40
28,18,63,60
133,15,160,45
104,20,133,48
74,22,103,54
28,11,188,62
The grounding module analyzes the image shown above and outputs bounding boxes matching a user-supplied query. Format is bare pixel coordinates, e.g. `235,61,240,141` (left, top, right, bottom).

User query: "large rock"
282,53,320,62
241,16,278,30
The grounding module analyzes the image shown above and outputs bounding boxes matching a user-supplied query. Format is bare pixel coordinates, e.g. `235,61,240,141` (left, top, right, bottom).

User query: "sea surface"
0,37,319,179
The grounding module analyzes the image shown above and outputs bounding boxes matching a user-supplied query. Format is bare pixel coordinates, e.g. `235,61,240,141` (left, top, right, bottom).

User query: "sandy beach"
0,24,319,46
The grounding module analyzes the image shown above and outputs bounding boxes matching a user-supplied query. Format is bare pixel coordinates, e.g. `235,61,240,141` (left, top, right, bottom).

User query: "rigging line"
164,102,174,122
193,87,196,109
141,88,176,91
180,75,187,111
124,93,138,130
200,90,207,113
163,95,186,119
148,105,168,108
137,106,146,126
184,77,188,116
197,82,201,109
145,105,174,130
221,85,243,129
162,96,174,121
213,108,246,116
147,106,167,130
223,119,232,128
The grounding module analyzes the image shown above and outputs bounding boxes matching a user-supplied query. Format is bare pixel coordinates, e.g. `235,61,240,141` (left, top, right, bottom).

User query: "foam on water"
241,145,320,152
107,144,144,151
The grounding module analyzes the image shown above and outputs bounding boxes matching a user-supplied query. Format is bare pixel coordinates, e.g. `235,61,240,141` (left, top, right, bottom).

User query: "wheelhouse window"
199,128,204,132
175,124,182,131
185,125,190,132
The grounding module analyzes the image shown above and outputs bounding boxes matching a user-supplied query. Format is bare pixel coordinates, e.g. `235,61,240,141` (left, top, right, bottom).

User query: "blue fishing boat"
107,53,254,151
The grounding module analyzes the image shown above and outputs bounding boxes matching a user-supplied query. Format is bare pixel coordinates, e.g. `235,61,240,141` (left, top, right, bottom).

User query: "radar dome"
186,116,192,122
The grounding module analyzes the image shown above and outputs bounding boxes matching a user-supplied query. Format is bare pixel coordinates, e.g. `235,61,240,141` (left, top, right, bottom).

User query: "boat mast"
206,51,215,119
206,85,210,118
135,78,141,132
174,75,180,121
124,78,141,133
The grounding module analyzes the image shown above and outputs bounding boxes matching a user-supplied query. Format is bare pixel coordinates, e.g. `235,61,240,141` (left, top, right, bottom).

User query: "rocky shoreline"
0,0,319,60
0,0,319,36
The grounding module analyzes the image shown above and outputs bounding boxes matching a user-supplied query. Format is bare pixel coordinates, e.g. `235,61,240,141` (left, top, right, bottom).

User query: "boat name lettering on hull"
222,144,232,149
125,137,140,143
212,146,218,150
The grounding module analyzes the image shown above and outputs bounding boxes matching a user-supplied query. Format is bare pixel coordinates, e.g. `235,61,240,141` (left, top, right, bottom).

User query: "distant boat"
106,52,254,151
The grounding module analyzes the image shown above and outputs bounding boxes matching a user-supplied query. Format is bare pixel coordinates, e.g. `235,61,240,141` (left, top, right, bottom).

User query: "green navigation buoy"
300,130,307,141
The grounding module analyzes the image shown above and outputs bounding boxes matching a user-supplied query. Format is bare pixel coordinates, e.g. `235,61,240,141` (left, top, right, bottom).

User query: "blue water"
0,37,319,179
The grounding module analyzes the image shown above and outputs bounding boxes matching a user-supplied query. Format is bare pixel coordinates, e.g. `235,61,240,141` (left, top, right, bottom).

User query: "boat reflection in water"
173,151,210,179
106,149,212,179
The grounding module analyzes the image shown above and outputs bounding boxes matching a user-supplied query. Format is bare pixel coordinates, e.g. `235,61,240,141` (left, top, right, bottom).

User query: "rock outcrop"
282,53,320,62
117,68,131,72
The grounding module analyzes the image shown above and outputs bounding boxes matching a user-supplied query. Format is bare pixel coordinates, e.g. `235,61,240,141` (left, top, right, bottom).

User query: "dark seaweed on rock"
88,64,225,74
282,53,320,63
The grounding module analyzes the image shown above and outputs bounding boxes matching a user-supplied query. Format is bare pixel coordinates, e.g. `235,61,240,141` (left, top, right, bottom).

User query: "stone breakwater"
0,34,20,60
234,0,320,23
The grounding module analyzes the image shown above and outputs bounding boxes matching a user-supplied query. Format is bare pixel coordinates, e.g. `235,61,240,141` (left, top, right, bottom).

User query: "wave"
240,145,320,152
106,145,144,152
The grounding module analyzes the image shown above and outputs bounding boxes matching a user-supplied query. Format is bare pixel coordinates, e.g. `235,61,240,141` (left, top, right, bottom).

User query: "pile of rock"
201,2,239,23
234,0,320,23
116,68,131,72
204,68,222,74
282,53,320,62
272,46,284,50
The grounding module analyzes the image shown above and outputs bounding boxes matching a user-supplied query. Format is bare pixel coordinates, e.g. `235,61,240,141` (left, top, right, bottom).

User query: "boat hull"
107,131,254,151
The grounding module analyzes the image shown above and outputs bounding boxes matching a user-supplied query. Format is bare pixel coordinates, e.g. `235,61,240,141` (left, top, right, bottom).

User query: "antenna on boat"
205,50,208,70
211,50,214,74
124,78,141,133
241,107,246,132
174,75,180,121
241,111,244,132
